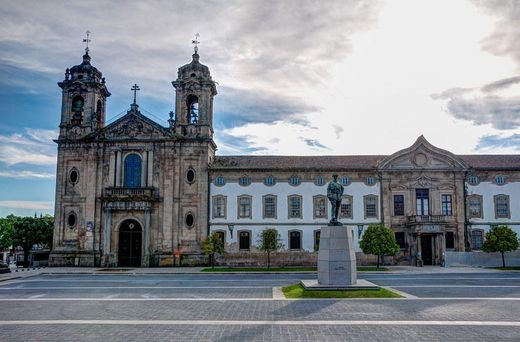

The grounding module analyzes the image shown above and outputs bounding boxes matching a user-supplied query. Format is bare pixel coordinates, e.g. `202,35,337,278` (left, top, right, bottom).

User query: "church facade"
50,48,520,267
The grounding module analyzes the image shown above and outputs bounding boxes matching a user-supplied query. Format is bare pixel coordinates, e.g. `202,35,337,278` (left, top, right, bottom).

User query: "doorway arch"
118,219,142,267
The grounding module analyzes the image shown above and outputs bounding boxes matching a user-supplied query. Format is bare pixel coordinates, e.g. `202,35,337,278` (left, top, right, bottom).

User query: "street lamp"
228,224,234,239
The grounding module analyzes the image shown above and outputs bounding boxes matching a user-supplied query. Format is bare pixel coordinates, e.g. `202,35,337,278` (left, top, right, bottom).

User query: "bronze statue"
327,174,344,225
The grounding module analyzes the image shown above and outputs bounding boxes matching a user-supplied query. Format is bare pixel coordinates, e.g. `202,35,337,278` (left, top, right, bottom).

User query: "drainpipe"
377,170,384,225
463,170,470,252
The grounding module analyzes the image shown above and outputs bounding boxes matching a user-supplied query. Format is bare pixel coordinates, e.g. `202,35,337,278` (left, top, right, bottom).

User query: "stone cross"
192,33,200,54
131,84,140,105
83,30,91,53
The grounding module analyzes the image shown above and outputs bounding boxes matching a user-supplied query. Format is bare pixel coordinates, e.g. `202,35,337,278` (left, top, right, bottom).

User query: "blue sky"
0,0,519,217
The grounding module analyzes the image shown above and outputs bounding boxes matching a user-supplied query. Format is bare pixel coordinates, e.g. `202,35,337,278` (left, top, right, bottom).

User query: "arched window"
71,95,84,124
124,154,142,188
186,94,199,124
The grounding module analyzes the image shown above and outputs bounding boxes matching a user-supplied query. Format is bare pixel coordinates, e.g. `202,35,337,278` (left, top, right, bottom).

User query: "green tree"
359,224,399,268
202,232,225,269
13,216,54,267
257,228,284,268
0,215,17,251
482,226,519,268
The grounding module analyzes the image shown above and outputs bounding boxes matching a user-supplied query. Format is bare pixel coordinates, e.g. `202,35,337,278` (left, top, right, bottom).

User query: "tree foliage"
482,226,519,268
202,232,225,269
257,228,284,268
359,224,399,268
0,215,17,251
12,215,54,267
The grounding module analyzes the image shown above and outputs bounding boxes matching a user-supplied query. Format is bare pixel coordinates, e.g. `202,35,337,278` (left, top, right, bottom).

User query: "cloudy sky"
0,0,519,216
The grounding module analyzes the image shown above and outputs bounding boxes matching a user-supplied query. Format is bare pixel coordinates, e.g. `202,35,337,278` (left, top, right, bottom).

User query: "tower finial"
83,30,91,54
131,83,140,105
192,33,200,54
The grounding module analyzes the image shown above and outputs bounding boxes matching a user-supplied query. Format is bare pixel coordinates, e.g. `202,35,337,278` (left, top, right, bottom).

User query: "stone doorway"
118,219,142,267
421,234,434,265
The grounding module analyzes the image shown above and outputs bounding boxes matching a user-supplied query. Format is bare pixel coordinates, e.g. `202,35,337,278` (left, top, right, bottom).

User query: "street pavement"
0,269,519,341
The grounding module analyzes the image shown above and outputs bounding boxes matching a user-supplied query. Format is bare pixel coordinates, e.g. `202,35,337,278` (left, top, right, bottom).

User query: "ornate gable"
378,135,467,171
91,106,172,141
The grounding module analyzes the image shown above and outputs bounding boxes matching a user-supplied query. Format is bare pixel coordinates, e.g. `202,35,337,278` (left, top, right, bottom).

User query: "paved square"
0,270,519,341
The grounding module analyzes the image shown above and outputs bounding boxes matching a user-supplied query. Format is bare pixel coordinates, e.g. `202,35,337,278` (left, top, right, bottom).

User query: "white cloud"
0,128,57,166
0,200,53,210
0,170,54,179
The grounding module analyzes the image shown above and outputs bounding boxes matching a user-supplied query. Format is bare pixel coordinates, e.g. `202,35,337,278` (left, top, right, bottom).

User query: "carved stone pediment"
97,111,170,141
378,135,467,171
410,174,435,187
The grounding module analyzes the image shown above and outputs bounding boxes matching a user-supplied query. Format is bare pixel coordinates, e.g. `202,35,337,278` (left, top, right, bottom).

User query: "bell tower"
172,35,217,138
57,32,110,138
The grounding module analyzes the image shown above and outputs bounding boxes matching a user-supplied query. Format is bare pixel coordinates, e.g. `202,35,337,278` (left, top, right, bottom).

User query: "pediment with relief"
378,135,467,171
94,111,172,141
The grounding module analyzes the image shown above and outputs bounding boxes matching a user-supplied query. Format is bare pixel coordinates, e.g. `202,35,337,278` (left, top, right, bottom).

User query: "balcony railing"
103,187,158,200
406,215,450,224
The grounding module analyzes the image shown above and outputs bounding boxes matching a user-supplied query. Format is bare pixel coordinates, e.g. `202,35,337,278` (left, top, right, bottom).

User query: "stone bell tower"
57,33,110,138
172,35,217,138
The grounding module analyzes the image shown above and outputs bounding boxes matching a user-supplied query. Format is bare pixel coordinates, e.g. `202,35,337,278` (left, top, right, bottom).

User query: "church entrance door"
118,219,142,267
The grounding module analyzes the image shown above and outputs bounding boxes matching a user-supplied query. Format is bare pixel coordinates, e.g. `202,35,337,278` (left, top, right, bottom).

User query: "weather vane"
131,84,140,105
83,30,91,53
192,33,200,54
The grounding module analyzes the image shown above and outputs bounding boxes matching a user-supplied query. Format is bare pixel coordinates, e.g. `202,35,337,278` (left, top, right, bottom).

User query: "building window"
395,232,405,249
313,195,327,219
239,231,251,250
67,212,77,228
340,195,353,219
315,176,325,186
124,153,142,188
441,194,452,216
185,213,195,228
186,168,196,183
314,230,320,251
416,188,429,216
468,176,478,185
366,176,375,186
239,176,251,186
212,196,227,219
264,175,275,186
471,230,483,250
215,231,225,247
263,195,277,219
237,195,252,219
393,195,404,216
69,168,79,185
494,194,510,218
289,230,302,250
186,94,199,124
340,176,349,186
445,232,455,249
364,195,378,218
495,175,505,185
289,175,300,186
214,176,225,186
288,195,302,218
468,195,483,219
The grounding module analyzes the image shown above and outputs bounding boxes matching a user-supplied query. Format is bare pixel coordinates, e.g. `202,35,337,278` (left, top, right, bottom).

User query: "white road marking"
272,287,285,299
0,320,519,326
391,285,520,288
368,277,520,281
0,286,272,290
1,297,520,301
382,286,418,299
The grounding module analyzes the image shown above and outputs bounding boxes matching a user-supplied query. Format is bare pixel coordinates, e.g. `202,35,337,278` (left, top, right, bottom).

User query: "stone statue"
327,174,344,225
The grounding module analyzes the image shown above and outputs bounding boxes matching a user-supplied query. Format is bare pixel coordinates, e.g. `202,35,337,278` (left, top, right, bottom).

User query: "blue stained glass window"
124,154,142,188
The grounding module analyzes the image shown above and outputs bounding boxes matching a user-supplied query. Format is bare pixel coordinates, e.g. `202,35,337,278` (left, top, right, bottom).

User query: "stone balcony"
102,187,159,201
406,215,450,225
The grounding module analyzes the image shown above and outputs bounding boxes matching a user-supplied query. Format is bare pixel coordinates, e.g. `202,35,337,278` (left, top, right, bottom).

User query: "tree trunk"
23,250,30,268
502,252,506,268
267,252,270,269
211,253,215,269
377,255,380,269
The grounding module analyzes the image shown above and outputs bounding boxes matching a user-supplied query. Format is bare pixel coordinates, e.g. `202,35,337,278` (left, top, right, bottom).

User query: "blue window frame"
124,154,142,188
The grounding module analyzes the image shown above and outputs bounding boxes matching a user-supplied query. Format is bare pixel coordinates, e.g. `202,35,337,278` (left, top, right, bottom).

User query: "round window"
186,169,195,183
67,213,76,228
69,169,79,184
186,213,194,227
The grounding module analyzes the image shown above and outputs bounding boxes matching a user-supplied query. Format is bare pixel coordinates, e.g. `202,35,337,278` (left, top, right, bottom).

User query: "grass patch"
201,266,389,272
282,283,402,299
490,266,520,270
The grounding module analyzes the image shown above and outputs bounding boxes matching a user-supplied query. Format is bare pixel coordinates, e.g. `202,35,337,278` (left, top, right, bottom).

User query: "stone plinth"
318,225,356,286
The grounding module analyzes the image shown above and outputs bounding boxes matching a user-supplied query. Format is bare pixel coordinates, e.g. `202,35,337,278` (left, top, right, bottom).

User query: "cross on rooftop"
131,84,140,105
83,30,91,53
192,33,200,54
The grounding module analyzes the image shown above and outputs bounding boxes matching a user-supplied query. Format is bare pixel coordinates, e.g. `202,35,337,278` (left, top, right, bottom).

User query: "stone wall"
445,250,520,267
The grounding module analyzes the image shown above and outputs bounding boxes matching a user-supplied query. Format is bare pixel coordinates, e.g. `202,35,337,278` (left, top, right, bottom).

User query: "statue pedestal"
317,225,356,286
